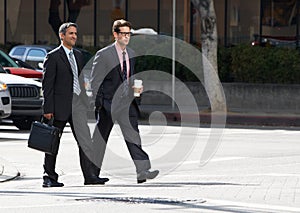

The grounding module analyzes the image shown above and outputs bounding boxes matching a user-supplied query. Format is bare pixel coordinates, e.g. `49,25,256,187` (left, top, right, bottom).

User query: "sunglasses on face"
118,32,131,37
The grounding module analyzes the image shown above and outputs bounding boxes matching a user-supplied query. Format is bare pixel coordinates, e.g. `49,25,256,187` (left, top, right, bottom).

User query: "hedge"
135,43,300,84
218,44,300,84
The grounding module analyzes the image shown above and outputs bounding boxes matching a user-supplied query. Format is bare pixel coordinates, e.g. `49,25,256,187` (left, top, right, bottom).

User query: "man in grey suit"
42,22,109,187
91,19,159,183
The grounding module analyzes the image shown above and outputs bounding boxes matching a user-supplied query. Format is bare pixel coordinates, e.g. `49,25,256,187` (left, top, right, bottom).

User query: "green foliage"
218,44,300,84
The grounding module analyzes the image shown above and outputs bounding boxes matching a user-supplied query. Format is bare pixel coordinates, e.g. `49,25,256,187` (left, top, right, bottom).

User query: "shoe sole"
42,184,64,187
84,182,105,185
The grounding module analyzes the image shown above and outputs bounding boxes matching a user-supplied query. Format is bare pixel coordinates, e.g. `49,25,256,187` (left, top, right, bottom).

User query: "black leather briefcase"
28,118,61,155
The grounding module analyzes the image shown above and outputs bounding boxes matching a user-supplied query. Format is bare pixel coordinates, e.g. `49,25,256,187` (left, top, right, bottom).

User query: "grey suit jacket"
91,43,137,110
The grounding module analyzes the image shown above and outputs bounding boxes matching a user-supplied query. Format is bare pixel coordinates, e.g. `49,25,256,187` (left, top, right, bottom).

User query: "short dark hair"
59,22,78,36
112,19,132,34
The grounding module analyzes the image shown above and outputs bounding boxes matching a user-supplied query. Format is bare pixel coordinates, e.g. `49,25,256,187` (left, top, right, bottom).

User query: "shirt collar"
61,44,73,56
114,41,127,54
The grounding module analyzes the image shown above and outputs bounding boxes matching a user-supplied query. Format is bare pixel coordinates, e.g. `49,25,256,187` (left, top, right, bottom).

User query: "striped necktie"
69,51,81,95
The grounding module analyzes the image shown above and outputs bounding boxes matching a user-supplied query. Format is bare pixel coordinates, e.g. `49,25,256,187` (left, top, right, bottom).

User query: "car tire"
12,118,34,130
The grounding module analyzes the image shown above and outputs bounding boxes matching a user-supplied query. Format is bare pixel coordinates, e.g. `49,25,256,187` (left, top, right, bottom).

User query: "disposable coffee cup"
133,79,143,97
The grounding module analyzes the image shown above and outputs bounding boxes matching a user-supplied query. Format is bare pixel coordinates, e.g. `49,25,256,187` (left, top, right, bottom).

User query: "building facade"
0,0,299,48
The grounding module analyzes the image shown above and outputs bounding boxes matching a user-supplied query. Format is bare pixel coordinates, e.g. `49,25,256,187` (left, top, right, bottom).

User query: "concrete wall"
140,82,300,114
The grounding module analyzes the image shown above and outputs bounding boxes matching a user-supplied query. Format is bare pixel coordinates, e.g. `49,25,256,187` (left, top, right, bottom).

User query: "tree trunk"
191,0,226,112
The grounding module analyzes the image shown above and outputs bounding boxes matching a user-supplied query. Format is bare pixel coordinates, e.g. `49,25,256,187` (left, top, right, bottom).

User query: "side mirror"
37,62,44,70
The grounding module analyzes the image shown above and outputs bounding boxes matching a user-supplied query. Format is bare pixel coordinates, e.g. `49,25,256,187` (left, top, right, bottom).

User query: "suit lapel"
59,47,72,74
73,51,82,75
110,44,123,81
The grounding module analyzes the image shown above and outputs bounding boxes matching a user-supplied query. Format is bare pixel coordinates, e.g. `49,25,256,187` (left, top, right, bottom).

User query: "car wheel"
12,118,34,130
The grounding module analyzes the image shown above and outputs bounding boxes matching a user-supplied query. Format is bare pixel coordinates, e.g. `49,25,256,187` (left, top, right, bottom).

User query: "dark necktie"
122,51,128,96
69,51,81,95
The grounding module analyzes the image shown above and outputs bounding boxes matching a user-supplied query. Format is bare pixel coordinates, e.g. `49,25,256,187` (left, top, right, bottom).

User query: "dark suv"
0,64,43,130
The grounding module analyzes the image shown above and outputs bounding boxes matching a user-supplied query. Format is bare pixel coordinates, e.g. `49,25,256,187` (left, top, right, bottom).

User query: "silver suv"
0,64,43,130
9,45,93,71
9,45,54,71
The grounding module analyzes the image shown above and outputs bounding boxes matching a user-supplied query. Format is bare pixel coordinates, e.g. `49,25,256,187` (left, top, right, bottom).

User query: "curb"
139,107,300,127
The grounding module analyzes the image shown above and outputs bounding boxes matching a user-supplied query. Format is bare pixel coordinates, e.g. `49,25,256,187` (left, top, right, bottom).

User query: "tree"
191,0,226,112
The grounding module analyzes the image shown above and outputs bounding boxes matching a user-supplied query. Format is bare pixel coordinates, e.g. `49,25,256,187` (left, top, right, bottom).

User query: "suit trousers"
43,95,99,181
93,101,151,174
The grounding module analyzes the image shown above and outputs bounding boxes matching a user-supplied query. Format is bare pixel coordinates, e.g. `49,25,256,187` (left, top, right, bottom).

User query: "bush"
135,42,300,84
219,44,300,84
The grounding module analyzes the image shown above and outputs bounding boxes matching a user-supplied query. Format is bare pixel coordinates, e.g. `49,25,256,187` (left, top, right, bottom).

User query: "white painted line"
182,157,247,165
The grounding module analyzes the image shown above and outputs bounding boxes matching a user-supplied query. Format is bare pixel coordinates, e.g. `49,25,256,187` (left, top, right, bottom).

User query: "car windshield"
0,50,19,67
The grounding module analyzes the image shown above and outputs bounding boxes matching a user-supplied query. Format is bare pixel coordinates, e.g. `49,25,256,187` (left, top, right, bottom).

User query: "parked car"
0,49,43,81
4,67,43,81
9,45,93,70
12,57,36,70
9,45,54,70
0,64,43,130
0,80,11,121
251,34,299,48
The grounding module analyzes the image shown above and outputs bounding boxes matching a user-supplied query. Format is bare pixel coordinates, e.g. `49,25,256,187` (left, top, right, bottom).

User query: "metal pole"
4,0,7,44
259,0,263,44
33,0,37,44
157,0,160,34
125,0,128,20
296,0,299,49
64,0,67,22
172,0,176,109
190,1,193,43
94,0,97,47
224,0,228,47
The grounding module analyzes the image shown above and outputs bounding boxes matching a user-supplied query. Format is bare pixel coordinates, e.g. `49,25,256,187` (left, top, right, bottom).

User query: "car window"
26,49,46,60
25,49,46,69
12,47,26,56
0,52,18,67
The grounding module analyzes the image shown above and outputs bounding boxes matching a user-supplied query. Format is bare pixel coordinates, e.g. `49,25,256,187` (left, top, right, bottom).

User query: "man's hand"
94,106,101,112
44,113,54,120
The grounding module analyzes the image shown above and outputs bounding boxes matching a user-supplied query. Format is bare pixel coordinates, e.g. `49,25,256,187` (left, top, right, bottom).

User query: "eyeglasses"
118,32,131,37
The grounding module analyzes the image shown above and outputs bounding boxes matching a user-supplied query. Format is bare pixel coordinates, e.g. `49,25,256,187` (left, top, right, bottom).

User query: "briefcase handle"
41,116,55,126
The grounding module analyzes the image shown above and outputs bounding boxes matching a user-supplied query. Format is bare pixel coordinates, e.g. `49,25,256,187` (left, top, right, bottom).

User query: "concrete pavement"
1,123,300,212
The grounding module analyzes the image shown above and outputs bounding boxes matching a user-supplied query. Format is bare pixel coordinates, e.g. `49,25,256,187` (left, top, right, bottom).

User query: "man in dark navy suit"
42,22,109,187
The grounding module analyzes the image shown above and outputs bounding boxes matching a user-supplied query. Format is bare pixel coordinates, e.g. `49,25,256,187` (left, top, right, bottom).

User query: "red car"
0,49,42,81
4,67,43,81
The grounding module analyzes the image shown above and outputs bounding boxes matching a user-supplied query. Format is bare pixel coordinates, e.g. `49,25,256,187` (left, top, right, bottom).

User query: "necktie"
69,51,81,95
122,51,128,96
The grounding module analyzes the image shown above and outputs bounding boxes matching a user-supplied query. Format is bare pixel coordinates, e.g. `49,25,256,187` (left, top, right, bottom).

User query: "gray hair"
59,22,78,36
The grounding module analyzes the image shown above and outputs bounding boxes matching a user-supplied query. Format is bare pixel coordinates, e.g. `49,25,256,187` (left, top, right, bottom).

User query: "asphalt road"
0,122,300,213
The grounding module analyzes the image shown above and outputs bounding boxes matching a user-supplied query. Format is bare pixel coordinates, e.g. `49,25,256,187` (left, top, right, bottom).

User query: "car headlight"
39,88,43,97
0,82,8,91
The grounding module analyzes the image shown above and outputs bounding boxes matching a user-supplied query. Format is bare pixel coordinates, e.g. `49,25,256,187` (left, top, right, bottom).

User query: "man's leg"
118,104,151,174
91,107,114,175
43,119,67,181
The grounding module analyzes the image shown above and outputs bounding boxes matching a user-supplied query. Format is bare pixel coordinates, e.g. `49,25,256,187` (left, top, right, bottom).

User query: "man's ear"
113,32,118,39
59,33,64,41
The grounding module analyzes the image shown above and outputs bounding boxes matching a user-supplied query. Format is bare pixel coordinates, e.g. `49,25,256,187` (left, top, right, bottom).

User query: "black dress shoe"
84,176,109,185
137,170,159,184
43,177,64,188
